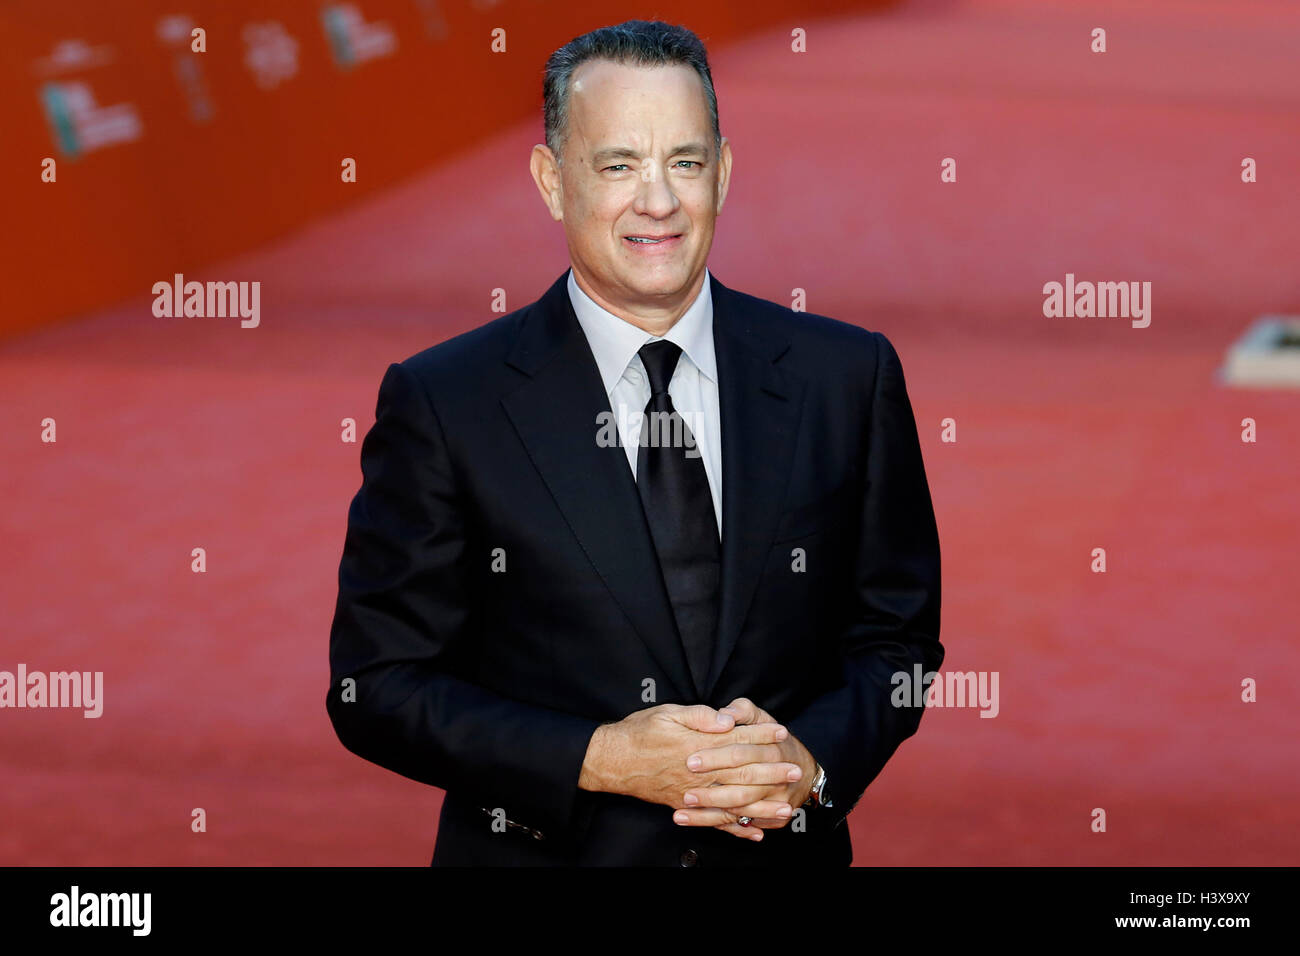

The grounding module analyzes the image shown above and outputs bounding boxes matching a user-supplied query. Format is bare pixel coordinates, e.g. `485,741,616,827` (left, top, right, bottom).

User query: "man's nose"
633,160,679,217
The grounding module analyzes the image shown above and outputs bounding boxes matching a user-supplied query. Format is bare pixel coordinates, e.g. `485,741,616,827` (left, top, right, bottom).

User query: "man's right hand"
578,703,801,812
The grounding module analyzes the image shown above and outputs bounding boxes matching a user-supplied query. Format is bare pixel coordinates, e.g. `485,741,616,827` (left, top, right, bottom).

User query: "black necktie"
634,340,720,695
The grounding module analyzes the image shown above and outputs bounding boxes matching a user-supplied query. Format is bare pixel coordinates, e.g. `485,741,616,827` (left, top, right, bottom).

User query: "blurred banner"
0,0,878,339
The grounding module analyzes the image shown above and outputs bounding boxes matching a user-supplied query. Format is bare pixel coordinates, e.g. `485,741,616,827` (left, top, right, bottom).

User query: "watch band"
803,763,832,809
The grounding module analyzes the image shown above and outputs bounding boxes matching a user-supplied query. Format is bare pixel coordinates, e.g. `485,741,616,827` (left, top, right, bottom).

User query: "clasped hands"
579,697,818,842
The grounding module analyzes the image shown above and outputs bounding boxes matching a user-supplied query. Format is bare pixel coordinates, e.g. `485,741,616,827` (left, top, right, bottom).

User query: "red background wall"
1,0,874,338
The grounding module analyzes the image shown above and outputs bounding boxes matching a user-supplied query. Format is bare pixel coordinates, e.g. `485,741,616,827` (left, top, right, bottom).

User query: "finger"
683,784,776,809
673,801,792,826
715,822,765,842
715,815,789,839
718,697,774,725
699,761,804,787
728,721,788,745
696,798,794,820
672,806,738,827
720,802,795,824
686,741,788,773
672,703,736,733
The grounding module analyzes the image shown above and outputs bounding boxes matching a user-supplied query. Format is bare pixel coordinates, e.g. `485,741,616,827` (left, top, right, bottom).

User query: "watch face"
810,767,826,805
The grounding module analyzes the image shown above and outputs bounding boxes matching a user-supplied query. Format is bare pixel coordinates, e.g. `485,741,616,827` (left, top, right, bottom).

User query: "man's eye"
602,162,698,172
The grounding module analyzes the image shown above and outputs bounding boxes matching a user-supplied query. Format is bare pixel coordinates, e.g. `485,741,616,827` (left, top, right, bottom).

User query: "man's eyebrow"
591,143,710,165
669,142,709,159
591,147,640,165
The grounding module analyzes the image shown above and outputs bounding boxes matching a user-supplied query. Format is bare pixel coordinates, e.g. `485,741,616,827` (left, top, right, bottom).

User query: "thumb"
674,703,735,733
718,697,773,725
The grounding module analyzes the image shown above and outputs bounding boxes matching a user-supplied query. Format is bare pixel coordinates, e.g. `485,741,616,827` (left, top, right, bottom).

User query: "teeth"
629,236,668,243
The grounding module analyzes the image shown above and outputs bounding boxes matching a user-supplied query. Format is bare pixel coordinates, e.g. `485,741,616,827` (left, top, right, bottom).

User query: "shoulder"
717,281,896,376
377,287,551,414
395,309,523,385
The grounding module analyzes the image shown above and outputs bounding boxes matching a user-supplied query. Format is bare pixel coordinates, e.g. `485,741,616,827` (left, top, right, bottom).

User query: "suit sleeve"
784,331,943,829
326,360,603,840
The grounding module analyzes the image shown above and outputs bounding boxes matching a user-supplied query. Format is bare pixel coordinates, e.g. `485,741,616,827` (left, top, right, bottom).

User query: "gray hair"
543,19,721,166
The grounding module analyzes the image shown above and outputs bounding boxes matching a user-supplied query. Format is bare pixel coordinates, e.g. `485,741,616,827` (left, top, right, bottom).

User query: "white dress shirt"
567,267,723,538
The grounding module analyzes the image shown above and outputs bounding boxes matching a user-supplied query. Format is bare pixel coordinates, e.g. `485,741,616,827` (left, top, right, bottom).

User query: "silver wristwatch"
803,763,832,809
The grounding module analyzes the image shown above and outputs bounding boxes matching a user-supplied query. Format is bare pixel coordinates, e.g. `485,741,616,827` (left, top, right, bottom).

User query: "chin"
623,267,692,297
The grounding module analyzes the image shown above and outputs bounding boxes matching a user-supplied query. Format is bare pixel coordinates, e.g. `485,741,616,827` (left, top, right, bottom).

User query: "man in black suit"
326,19,942,866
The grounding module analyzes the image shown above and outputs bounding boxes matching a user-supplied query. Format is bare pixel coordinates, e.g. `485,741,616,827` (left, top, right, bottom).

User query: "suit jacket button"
679,849,699,867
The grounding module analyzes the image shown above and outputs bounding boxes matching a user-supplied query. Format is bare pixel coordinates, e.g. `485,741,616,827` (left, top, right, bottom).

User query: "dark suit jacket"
326,269,943,866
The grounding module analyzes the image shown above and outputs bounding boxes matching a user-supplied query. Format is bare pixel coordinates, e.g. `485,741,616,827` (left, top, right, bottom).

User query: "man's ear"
530,144,564,222
714,136,733,215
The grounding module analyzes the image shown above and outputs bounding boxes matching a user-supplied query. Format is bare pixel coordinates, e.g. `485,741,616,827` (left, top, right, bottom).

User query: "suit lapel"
704,274,803,699
500,272,699,700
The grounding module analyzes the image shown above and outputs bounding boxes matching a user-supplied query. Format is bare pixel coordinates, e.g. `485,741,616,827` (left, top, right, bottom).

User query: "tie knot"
638,340,682,397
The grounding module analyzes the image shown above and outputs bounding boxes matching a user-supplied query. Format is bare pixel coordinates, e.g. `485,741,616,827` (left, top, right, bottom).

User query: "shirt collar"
567,267,717,396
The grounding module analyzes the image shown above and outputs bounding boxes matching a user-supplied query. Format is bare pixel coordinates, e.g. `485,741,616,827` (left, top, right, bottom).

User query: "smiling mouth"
624,234,682,245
